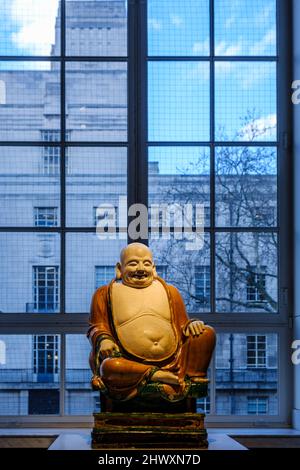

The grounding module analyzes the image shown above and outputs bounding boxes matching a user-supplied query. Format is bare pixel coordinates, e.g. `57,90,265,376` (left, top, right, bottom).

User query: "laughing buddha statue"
88,243,216,402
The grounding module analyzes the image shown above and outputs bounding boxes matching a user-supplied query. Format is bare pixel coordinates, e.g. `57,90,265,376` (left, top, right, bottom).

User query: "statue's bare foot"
152,370,179,385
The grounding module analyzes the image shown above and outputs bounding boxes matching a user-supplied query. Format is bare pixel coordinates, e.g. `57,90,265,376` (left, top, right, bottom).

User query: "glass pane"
66,234,126,313
148,146,210,226
0,233,60,313
0,147,60,227
216,333,278,415
215,0,276,56
148,61,210,142
66,0,127,56
215,62,276,141
0,335,60,415
0,61,60,141
66,335,99,415
0,0,60,56
66,62,127,141
197,368,211,414
215,147,277,227
216,232,278,313
66,147,127,227
148,0,209,56
149,234,211,313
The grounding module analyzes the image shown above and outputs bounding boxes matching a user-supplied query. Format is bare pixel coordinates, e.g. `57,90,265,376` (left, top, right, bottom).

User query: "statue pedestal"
92,412,208,449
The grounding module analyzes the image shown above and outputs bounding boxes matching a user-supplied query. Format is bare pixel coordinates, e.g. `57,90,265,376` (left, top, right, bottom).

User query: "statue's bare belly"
111,281,177,362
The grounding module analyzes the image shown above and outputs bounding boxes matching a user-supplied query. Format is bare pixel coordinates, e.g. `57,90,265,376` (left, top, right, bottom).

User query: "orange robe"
87,279,215,401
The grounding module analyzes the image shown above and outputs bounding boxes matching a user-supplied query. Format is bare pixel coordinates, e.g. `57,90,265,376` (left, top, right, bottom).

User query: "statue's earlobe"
115,262,122,280
153,264,158,278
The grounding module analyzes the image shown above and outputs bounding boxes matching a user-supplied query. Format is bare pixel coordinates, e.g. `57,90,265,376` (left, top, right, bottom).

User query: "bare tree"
149,111,277,313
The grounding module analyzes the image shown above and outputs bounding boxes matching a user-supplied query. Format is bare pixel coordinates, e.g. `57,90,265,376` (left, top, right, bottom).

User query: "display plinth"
92,411,208,449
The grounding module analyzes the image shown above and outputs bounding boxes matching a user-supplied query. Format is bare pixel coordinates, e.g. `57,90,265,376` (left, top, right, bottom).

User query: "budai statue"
88,243,216,403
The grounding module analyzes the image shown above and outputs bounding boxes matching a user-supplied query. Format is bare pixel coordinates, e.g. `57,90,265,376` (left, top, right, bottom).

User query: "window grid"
246,269,267,303
33,266,59,313
147,1,279,318
155,265,168,280
247,335,267,368
195,266,211,306
34,207,58,227
93,206,118,228
247,397,268,415
0,0,292,424
197,396,211,414
33,335,59,376
95,266,115,289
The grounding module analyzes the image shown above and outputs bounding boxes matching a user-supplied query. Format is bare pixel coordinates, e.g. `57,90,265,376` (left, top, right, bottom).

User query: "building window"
94,205,118,227
155,265,167,279
94,396,101,413
246,268,266,303
195,266,210,306
197,396,210,414
34,207,58,227
33,266,59,313
95,266,115,289
247,335,266,368
33,335,59,381
42,146,60,175
0,340,6,365
0,79,6,104
41,130,69,175
41,130,60,142
247,397,268,415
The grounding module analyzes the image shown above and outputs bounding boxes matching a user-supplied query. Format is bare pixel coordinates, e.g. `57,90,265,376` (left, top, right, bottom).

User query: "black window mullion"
210,0,216,315
128,0,148,244
60,0,66,315
277,0,293,320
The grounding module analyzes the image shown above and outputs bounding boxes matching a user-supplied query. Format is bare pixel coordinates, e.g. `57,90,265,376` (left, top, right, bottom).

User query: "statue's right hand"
99,339,120,359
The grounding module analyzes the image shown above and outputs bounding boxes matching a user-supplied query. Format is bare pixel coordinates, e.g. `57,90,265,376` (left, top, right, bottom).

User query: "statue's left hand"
183,320,206,337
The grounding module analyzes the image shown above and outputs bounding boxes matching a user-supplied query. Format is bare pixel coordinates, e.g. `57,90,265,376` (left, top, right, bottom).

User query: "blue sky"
148,0,277,146
0,0,277,156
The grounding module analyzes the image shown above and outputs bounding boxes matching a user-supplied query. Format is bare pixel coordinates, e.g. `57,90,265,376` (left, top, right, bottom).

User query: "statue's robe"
87,278,215,401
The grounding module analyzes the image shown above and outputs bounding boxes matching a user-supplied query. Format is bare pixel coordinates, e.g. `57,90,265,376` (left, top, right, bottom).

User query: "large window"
0,0,292,424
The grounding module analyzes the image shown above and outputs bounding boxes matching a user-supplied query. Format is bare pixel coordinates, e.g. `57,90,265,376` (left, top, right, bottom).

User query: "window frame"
34,207,58,227
0,0,293,426
32,265,59,313
247,396,269,415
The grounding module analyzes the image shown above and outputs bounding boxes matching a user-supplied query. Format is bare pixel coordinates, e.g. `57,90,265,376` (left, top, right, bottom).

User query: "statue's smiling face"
119,244,155,288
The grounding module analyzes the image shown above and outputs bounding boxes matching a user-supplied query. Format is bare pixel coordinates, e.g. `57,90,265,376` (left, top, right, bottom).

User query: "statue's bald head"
117,243,155,288
120,243,153,265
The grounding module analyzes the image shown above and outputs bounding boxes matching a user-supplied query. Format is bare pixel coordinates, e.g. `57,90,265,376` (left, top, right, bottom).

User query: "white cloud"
10,0,59,54
192,39,209,55
215,40,242,56
148,18,163,30
249,29,276,55
170,14,184,28
239,114,277,141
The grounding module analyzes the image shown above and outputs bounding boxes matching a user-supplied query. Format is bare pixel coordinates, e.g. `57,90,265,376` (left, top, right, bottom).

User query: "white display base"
48,432,247,451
